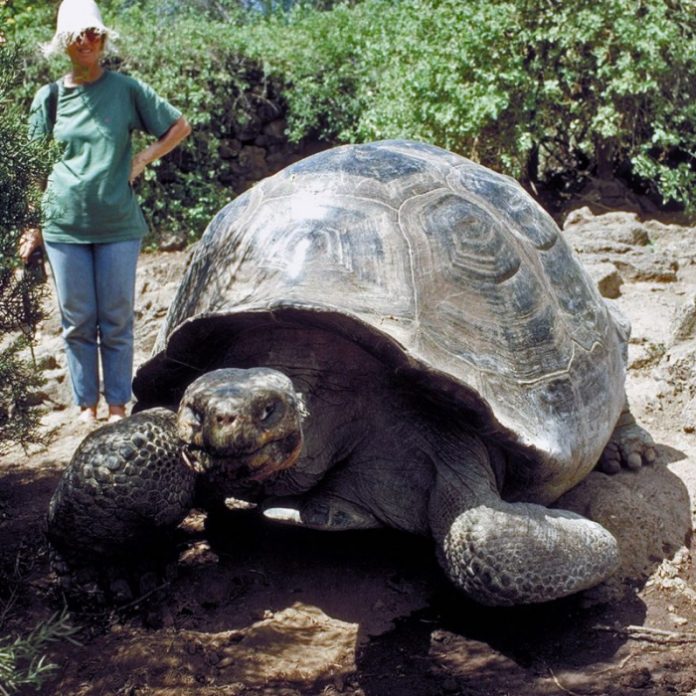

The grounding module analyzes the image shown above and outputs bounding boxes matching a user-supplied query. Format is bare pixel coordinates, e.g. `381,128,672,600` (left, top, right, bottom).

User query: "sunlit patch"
290,190,330,221
287,238,311,280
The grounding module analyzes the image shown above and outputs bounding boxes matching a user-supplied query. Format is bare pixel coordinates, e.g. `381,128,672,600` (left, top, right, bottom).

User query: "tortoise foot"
597,410,658,474
50,545,176,608
46,408,195,607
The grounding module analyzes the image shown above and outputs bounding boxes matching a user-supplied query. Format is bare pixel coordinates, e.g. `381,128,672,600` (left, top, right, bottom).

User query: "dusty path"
0,208,695,696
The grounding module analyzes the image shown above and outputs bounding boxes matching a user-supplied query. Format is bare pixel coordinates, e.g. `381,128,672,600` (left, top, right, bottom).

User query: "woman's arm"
129,116,192,184
19,227,43,263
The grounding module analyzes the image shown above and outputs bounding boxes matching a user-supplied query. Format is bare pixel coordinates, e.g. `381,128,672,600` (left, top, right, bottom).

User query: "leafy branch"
0,609,81,695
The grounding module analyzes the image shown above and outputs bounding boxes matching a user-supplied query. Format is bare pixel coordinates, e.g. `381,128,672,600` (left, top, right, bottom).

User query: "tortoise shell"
134,140,625,498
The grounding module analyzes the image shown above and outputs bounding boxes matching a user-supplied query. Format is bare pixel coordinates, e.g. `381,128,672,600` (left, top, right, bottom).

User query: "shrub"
0,609,79,694
7,0,696,247
0,44,53,454
249,0,696,207
116,9,255,245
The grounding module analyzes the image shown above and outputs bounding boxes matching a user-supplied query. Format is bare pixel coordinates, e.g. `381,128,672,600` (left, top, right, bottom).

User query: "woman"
20,0,191,424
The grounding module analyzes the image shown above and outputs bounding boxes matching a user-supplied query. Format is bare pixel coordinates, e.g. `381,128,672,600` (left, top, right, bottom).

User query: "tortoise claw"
263,495,381,530
597,409,658,474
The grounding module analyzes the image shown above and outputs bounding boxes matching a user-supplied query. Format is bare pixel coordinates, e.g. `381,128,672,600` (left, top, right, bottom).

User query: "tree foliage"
248,0,696,205
5,0,696,244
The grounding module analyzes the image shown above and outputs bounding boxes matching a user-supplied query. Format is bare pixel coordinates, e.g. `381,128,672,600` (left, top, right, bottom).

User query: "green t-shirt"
29,70,181,243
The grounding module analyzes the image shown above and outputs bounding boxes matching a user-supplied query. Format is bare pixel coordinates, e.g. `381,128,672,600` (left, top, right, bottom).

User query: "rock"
158,232,187,252
263,118,287,142
671,292,696,343
218,140,242,159
613,252,679,283
620,667,653,689
238,145,268,177
628,341,666,370
570,177,659,213
32,366,72,408
256,98,282,123
234,113,262,141
218,171,240,187
215,604,358,685
644,219,696,266
563,207,651,252
37,353,60,370
583,261,623,298
563,208,679,283
557,464,692,603
681,396,696,433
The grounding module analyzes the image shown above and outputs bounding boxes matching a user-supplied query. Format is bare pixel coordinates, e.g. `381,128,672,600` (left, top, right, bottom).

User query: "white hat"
42,0,118,58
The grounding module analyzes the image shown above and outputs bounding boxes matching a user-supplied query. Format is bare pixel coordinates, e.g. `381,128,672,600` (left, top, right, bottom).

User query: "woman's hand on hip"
129,153,148,184
129,116,191,184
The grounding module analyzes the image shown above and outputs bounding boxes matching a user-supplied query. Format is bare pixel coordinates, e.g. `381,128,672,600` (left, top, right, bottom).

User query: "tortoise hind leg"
597,402,658,474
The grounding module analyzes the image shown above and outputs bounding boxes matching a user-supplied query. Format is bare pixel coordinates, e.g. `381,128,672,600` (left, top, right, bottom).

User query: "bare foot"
108,404,127,423
79,405,98,425
597,410,658,474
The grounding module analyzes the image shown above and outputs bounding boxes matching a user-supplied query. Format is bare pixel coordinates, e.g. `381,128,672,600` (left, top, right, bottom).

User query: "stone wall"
186,59,330,197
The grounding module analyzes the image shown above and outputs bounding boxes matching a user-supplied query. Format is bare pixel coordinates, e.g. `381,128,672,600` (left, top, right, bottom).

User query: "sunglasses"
78,28,105,42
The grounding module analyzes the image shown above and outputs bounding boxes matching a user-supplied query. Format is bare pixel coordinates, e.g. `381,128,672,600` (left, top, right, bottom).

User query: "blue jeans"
43,239,141,407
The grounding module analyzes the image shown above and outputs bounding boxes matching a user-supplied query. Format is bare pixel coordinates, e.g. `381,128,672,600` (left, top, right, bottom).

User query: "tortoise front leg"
430,495,619,606
47,408,196,600
262,491,383,530
428,458,619,606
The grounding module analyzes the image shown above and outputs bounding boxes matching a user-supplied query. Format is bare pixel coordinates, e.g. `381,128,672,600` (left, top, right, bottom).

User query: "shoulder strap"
47,81,59,134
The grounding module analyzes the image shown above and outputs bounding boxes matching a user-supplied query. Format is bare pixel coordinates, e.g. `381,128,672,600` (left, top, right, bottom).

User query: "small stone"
584,261,623,299
620,667,652,689
671,292,696,342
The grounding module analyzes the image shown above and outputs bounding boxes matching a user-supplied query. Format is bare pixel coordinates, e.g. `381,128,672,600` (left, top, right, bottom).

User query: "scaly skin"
47,370,306,567
47,408,195,560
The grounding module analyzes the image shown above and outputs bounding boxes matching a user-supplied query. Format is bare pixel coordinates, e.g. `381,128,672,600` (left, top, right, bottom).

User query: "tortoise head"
177,367,306,482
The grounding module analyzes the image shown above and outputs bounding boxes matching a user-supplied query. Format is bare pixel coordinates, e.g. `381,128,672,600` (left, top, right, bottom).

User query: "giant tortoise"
47,140,656,606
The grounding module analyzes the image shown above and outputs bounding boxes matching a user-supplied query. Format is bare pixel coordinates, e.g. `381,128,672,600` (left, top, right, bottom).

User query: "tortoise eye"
259,401,281,423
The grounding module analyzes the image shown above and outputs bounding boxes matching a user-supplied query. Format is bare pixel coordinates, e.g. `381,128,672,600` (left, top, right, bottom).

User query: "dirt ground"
1,205,695,696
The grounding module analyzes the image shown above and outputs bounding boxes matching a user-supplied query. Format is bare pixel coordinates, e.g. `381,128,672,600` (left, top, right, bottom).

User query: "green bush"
0,44,53,454
7,0,696,246
249,0,696,207
0,0,54,38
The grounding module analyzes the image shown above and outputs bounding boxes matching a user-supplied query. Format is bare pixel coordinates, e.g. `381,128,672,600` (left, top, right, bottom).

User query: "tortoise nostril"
215,413,236,427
